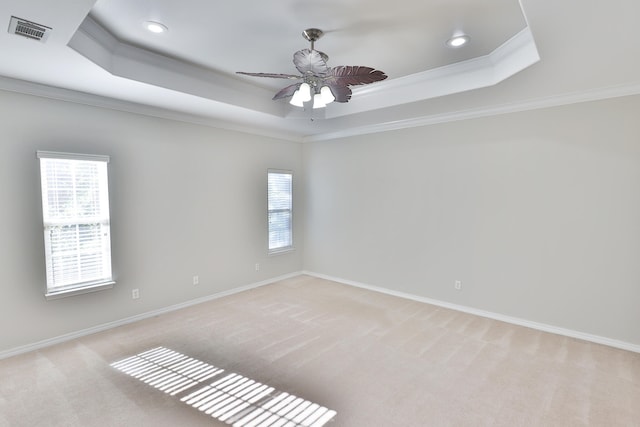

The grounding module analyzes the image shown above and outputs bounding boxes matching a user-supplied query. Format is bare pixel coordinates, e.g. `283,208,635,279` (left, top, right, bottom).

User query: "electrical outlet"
255,263,260,271
132,288,139,299
193,275,199,285
454,280,462,290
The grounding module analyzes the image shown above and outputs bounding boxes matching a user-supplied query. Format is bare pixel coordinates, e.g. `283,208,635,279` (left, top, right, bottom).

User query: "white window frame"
268,169,294,254
37,151,115,299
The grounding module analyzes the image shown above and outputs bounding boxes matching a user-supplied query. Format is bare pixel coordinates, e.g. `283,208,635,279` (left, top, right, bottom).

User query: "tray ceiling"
1,0,639,141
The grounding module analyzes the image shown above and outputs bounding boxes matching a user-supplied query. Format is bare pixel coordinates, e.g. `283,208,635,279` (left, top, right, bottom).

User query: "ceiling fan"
237,28,387,109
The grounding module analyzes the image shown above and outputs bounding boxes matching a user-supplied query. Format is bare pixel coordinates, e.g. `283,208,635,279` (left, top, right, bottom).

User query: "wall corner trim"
302,271,640,354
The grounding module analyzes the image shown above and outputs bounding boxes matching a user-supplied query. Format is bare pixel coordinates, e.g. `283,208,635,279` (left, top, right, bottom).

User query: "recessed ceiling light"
145,21,168,34
446,35,470,48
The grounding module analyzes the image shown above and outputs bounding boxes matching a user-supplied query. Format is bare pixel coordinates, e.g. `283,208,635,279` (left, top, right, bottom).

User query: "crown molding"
0,76,302,142
305,81,640,142
70,16,539,121
326,27,540,118
68,16,286,118
3,70,640,144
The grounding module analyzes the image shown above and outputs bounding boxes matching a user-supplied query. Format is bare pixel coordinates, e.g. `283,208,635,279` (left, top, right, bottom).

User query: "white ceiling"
1,0,640,142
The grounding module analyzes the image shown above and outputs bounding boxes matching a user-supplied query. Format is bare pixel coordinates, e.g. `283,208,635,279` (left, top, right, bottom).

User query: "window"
37,151,114,299
268,170,293,253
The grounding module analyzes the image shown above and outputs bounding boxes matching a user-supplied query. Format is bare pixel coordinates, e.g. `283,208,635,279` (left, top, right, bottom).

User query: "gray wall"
0,90,303,353
3,88,640,354
303,95,640,345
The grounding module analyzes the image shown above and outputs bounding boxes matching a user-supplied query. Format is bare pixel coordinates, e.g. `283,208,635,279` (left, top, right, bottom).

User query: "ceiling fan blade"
236,72,301,79
325,84,352,103
329,66,387,86
273,83,300,100
293,49,330,77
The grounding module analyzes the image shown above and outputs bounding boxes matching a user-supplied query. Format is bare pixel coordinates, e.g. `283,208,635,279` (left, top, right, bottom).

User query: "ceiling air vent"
8,16,51,42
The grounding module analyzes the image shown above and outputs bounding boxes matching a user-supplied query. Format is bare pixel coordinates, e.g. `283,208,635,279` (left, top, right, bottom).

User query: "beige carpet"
1,275,639,426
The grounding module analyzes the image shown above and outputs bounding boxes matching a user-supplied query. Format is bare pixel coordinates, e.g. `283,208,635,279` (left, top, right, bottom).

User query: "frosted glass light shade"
313,93,326,109
320,86,335,104
299,83,312,102
290,90,304,107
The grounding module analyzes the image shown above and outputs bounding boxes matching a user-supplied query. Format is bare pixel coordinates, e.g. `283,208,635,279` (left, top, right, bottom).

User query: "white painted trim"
304,82,640,142
3,73,640,144
302,271,640,354
0,271,302,360
68,16,285,119
326,27,540,119
70,16,539,122
0,77,302,143
36,151,110,162
4,270,638,359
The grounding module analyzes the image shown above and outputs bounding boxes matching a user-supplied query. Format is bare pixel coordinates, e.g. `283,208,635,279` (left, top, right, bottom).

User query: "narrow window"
268,170,293,253
37,151,114,299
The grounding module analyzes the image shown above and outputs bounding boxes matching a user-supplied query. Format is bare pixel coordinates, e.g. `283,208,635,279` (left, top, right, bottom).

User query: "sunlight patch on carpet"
111,346,336,426
111,347,223,395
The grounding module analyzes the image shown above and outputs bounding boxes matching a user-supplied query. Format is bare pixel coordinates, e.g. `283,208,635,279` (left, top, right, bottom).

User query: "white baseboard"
302,271,640,354
6,270,637,360
0,272,302,360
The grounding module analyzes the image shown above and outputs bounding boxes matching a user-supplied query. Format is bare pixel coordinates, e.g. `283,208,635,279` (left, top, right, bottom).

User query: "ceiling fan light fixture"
236,28,387,110
446,34,470,48
290,90,305,107
299,83,312,102
313,93,326,109
145,21,168,34
320,86,335,104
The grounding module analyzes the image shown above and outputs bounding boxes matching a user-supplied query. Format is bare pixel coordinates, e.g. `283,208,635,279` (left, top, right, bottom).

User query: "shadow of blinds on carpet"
111,346,337,426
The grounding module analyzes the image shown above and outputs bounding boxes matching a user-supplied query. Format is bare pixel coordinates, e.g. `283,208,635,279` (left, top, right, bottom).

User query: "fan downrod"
302,28,324,51
300,28,329,71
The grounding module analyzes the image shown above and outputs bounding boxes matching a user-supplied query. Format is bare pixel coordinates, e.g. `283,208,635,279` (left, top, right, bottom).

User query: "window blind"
268,170,293,252
38,151,113,296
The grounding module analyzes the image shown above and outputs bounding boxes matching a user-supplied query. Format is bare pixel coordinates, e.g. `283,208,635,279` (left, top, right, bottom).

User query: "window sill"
268,247,295,256
45,281,115,300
